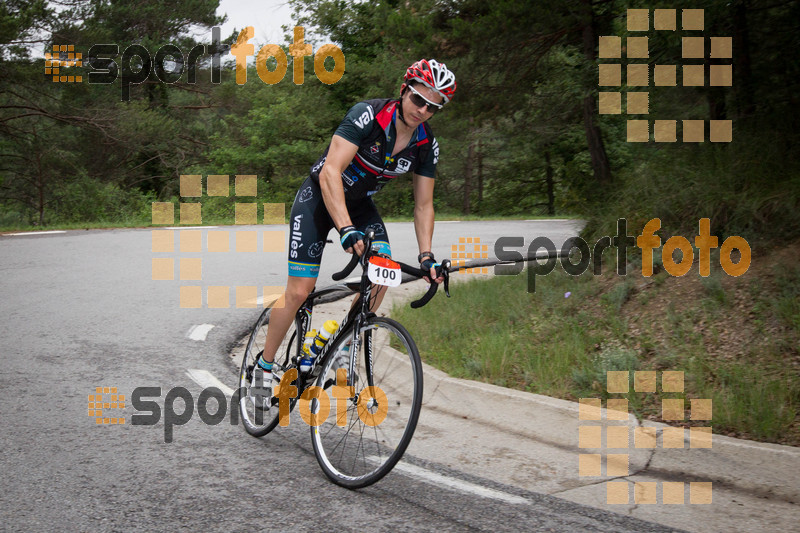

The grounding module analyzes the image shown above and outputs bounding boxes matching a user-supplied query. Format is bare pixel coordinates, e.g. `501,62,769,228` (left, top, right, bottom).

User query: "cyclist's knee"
284,277,315,305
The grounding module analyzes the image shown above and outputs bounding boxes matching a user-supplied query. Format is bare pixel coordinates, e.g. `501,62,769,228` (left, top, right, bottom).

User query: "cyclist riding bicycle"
254,59,457,401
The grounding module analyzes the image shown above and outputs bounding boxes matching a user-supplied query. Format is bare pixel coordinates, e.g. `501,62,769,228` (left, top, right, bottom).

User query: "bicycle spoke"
310,317,423,488
238,308,300,437
325,402,359,458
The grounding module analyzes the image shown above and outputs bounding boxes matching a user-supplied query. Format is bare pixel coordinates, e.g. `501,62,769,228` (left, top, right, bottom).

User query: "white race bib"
367,256,402,287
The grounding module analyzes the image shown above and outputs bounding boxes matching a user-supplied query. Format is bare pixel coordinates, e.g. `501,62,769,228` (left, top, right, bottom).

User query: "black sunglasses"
407,84,443,113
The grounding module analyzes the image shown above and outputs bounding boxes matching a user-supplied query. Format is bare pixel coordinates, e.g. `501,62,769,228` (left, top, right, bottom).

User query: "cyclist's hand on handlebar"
339,225,365,256
420,255,444,284
351,240,366,257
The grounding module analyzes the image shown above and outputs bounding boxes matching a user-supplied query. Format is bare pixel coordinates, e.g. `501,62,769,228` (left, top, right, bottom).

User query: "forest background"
1,0,797,245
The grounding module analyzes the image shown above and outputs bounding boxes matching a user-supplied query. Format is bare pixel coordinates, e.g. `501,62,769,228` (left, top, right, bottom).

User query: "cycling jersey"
287,98,439,278
309,98,439,200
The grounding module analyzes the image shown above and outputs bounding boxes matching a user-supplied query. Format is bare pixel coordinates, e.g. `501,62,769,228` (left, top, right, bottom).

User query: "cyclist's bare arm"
412,173,443,283
319,135,363,255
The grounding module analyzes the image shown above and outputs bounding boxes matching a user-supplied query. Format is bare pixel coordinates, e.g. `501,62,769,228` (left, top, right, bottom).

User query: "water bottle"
299,330,316,373
309,320,339,358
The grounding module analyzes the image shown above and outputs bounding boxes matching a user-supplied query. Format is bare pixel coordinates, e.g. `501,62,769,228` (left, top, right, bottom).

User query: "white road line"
5,230,67,236
186,369,235,396
381,459,529,504
716,438,800,455
251,293,284,307
186,324,215,341
162,226,218,230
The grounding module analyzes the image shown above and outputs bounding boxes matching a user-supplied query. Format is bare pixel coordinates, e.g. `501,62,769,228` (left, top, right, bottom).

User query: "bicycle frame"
283,281,374,399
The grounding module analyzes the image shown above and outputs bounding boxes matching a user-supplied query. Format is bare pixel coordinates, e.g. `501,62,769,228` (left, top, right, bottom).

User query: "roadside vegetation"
393,241,800,446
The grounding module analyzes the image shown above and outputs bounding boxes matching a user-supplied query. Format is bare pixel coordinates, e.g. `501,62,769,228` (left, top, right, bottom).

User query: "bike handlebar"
331,231,450,308
331,252,360,281
402,261,450,308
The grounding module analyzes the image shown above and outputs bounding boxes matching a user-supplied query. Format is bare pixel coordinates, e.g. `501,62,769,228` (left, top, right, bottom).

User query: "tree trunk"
33,125,46,226
463,141,473,214
733,0,754,117
707,86,727,120
707,14,728,120
544,149,555,216
581,0,612,186
477,139,483,211
463,118,475,214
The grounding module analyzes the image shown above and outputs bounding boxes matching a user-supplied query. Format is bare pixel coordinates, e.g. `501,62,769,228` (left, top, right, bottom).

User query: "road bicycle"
238,231,451,488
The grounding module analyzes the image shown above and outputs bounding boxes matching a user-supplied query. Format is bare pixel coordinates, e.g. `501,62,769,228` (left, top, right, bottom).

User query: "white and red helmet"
404,59,456,104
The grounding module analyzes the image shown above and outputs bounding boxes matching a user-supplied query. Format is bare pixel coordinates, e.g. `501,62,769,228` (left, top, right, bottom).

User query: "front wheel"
309,317,423,488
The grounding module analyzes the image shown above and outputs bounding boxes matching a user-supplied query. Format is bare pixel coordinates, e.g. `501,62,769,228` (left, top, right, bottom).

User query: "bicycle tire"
238,307,300,437
309,316,423,488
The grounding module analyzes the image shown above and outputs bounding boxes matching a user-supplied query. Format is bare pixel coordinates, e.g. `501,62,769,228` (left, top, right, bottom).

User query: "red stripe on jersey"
354,154,380,175
375,101,396,130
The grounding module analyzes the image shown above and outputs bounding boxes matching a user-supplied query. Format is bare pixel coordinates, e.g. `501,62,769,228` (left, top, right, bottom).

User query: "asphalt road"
0,221,680,532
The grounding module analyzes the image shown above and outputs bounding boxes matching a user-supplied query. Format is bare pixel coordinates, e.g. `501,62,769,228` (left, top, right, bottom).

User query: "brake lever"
442,260,451,297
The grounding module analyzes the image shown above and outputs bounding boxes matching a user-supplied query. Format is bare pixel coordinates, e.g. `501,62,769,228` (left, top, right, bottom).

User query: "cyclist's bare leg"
261,275,317,363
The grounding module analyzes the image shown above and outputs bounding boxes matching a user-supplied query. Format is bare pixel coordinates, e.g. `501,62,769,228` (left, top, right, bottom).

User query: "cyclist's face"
402,83,443,125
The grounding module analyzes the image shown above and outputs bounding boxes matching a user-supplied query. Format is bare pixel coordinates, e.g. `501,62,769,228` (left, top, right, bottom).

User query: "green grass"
601,278,635,312
393,266,605,397
0,220,150,232
392,265,800,444
581,128,800,253
0,218,290,233
0,209,292,233
773,265,800,333
698,363,799,441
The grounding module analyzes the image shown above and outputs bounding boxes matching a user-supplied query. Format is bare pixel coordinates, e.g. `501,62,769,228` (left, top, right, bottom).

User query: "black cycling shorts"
287,177,391,278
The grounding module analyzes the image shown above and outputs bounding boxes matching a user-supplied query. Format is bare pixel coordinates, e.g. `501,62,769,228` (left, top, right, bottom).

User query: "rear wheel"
310,316,423,488
238,308,300,437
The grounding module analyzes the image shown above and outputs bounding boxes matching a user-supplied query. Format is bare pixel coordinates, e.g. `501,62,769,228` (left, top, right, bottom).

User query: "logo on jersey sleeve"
432,139,440,165
353,105,375,129
311,156,326,174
